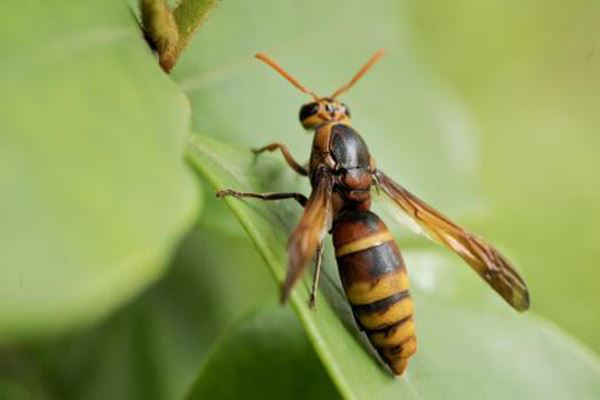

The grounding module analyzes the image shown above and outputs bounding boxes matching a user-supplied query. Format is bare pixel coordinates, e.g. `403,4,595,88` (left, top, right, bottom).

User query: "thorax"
309,122,375,214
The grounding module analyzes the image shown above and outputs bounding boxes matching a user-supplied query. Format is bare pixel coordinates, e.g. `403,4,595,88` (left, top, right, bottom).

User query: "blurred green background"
1,0,599,399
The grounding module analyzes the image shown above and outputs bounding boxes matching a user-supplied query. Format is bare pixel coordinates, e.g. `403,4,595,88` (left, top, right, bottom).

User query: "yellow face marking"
369,318,415,347
302,113,326,129
358,298,414,330
346,270,409,305
335,231,395,257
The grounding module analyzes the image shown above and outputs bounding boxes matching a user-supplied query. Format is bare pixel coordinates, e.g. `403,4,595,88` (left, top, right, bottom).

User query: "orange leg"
253,143,308,176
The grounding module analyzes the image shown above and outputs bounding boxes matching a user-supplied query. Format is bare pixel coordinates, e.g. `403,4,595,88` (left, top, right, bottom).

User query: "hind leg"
308,241,324,309
217,189,307,207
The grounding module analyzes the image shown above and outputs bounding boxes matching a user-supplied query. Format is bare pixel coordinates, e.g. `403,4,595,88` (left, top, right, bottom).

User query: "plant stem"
139,0,179,72
140,0,220,73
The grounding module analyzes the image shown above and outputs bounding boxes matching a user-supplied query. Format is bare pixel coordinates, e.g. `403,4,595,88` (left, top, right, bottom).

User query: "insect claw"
308,295,317,310
279,286,290,305
216,189,236,198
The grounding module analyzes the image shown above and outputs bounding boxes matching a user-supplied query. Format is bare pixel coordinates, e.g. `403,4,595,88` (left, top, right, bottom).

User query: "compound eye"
299,102,320,122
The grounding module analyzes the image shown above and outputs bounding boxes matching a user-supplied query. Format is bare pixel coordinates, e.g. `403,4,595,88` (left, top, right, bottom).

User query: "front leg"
217,189,307,207
252,142,308,176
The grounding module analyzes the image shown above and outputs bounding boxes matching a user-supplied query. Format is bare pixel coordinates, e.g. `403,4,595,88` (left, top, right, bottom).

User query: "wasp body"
218,50,529,375
309,114,416,374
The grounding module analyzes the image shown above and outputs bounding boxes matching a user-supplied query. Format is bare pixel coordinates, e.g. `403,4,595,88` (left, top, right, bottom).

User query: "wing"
375,170,530,311
281,168,334,303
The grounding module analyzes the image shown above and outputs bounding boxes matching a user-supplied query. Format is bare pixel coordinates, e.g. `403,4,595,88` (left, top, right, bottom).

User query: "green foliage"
186,133,600,399
0,1,198,338
1,0,600,399
410,0,600,353
173,0,220,53
33,226,274,400
186,307,341,400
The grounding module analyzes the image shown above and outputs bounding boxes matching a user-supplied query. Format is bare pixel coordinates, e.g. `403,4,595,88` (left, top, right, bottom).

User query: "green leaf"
32,220,276,400
173,0,221,56
410,0,600,353
0,1,198,338
0,368,47,400
186,306,341,400
0,377,38,400
187,132,600,399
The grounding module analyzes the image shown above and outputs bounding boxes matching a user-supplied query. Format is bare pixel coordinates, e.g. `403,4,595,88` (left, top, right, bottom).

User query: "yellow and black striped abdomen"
332,210,416,375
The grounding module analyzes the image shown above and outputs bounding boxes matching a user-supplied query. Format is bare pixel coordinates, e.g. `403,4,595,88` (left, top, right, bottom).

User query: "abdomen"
332,211,416,375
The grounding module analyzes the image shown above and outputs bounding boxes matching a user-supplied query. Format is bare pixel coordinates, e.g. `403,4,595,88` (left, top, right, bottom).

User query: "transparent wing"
282,168,334,302
375,170,530,311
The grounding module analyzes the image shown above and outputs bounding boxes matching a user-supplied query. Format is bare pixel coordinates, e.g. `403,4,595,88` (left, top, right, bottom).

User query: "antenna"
255,53,319,100
330,49,386,98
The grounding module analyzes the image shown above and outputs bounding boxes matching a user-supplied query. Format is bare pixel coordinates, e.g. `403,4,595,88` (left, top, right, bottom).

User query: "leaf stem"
139,0,179,71
139,0,220,73
173,0,220,55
